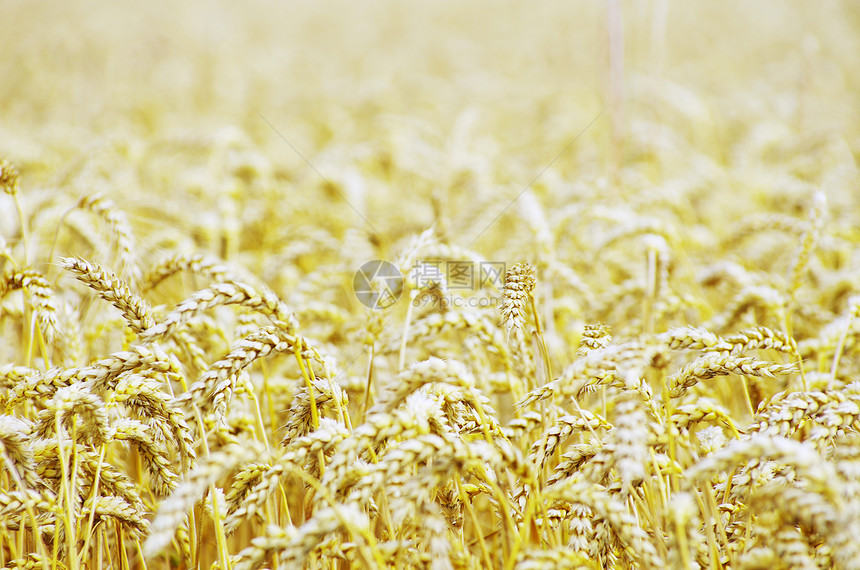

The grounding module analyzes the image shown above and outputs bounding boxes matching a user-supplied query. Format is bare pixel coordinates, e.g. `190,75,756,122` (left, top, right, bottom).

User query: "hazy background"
1,1,858,256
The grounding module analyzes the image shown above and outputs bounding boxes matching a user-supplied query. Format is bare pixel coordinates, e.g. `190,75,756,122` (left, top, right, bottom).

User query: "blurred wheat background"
2,1,860,569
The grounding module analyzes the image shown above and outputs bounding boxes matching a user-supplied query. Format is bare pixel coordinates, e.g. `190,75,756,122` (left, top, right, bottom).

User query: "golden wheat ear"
500,262,536,340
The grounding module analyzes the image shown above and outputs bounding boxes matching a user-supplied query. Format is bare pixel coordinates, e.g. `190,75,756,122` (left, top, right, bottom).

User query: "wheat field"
2,1,860,569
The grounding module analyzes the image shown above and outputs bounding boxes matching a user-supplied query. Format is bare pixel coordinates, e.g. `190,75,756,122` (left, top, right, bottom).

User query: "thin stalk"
208,483,231,570
659,373,679,494
673,502,692,570
456,475,492,569
47,205,77,280
780,309,807,391
829,305,857,389
295,346,319,430
1,448,51,570
398,290,416,372
133,539,148,570
701,485,730,566
12,194,30,266
644,247,657,334
529,295,553,386
55,417,79,570
77,443,109,567
250,390,271,454
323,360,345,424
361,342,376,419
740,377,755,417
261,361,279,436
117,523,128,570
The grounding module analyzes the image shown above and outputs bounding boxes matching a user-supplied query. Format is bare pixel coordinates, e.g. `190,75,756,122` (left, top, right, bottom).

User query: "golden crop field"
2,1,860,568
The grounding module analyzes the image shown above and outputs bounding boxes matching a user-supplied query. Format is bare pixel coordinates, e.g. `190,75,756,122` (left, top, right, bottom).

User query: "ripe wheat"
1,6,860,568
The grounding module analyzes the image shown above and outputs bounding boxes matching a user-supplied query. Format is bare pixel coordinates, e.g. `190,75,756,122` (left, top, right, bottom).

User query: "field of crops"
2,1,860,569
